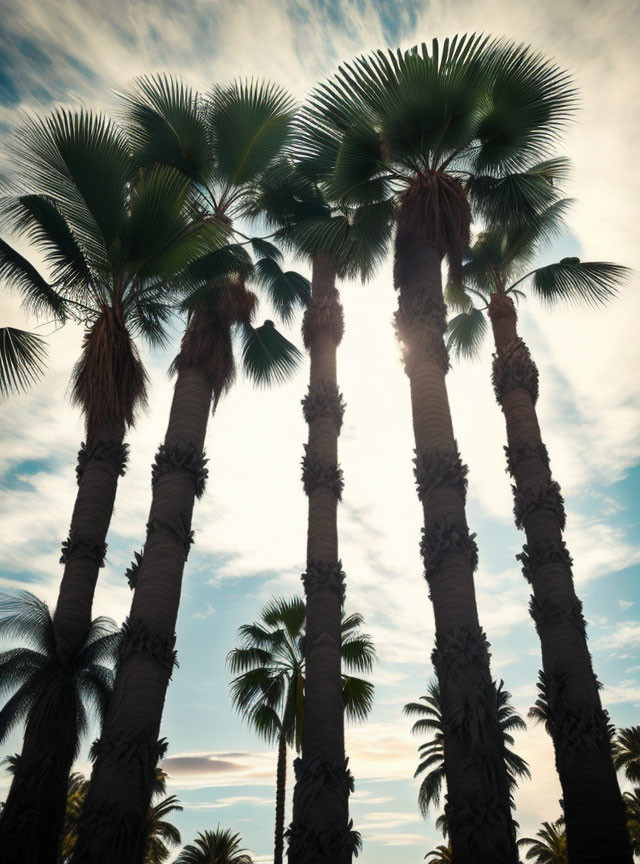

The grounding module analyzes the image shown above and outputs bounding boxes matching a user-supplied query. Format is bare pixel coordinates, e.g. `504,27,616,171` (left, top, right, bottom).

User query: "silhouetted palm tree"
623,789,640,856
228,596,375,864
613,727,640,784
0,591,118,863
405,679,530,827
176,828,253,864
298,34,578,862
446,207,630,862
248,156,392,862
72,78,304,864
518,820,567,863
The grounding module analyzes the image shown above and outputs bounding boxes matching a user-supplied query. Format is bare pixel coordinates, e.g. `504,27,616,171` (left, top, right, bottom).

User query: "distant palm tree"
518,820,568,863
0,591,119,863
0,236,67,398
613,727,640,784
176,828,253,864
249,157,392,861
72,78,304,864
59,769,181,863
405,679,530,823
425,846,452,864
298,34,579,863
623,789,640,856
445,208,630,863
228,596,375,864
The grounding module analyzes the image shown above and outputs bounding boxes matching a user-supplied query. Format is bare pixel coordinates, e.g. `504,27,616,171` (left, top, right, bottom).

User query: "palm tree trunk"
0,419,127,864
395,233,518,864
488,291,632,864
274,731,288,864
70,365,212,864
54,419,128,656
0,680,78,864
289,253,351,864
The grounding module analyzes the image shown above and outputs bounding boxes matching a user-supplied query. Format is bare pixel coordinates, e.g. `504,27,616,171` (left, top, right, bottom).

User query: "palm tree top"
518,819,568,863
445,202,630,359
175,827,253,864
613,726,640,784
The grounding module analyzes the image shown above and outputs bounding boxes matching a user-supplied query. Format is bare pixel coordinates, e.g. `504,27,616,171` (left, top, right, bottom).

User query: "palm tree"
0,236,68,396
425,846,452,864
518,820,568,864
446,209,631,862
247,160,391,862
59,769,182,863
405,679,530,828
0,108,224,863
299,34,579,863
176,828,253,864
0,591,119,863
613,727,640,784
71,78,305,864
227,596,375,864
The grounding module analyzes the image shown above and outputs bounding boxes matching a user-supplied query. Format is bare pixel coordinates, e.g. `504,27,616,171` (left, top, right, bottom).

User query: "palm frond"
0,327,48,398
446,308,488,359
529,259,629,307
342,676,374,722
239,320,302,387
0,238,66,319
251,258,310,325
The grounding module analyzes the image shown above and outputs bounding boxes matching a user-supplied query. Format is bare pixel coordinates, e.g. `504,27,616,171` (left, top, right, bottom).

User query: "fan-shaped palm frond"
424,844,452,863
613,727,640,784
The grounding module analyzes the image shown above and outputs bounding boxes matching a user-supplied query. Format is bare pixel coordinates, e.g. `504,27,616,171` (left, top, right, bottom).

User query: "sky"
0,0,639,860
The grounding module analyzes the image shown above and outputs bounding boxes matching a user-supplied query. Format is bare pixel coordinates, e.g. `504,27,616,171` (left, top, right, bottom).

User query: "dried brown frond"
171,280,257,405
395,171,471,288
71,306,148,444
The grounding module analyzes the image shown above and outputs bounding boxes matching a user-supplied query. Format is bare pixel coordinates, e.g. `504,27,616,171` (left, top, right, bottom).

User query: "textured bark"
0,420,128,863
70,366,212,864
489,291,632,864
289,253,352,864
55,421,128,656
274,732,288,864
396,232,518,864
0,679,78,864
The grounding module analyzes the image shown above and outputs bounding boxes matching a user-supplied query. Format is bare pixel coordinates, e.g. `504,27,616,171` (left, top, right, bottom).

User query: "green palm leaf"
0,238,66,319
0,327,48,397
529,259,629,307
446,308,488,359
239,320,303,387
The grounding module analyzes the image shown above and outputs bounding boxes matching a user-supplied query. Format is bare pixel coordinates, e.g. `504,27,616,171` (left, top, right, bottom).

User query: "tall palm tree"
176,829,254,864
227,596,375,864
0,236,67,396
0,109,222,862
613,727,640,784
299,34,578,863
445,209,630,862
71,78,305,864
405,679,530,826
247,160,391,863
517,820,568,864
0,591,119,863
59,769,182,863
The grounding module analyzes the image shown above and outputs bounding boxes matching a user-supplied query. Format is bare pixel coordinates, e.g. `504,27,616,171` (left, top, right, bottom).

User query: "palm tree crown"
517,820,568,864
404,679,530,818
612,726,640,785
176,828,253,864
0,591,118,749
228,596,376,751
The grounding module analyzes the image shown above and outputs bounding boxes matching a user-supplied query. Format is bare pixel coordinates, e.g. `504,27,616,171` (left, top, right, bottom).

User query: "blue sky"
1,0,639,861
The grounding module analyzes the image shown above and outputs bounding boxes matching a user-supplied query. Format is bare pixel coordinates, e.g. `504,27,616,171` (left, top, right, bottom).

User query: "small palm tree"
425,845,452,864
248,159,392,857
405,679,530,822
613,727,640,784
446,209,630,862
0,591,119,863
518,820,568,864
228,596,375,864
176,828,253,864
0,235,66,396
299,35,579,862
72,78,305,864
